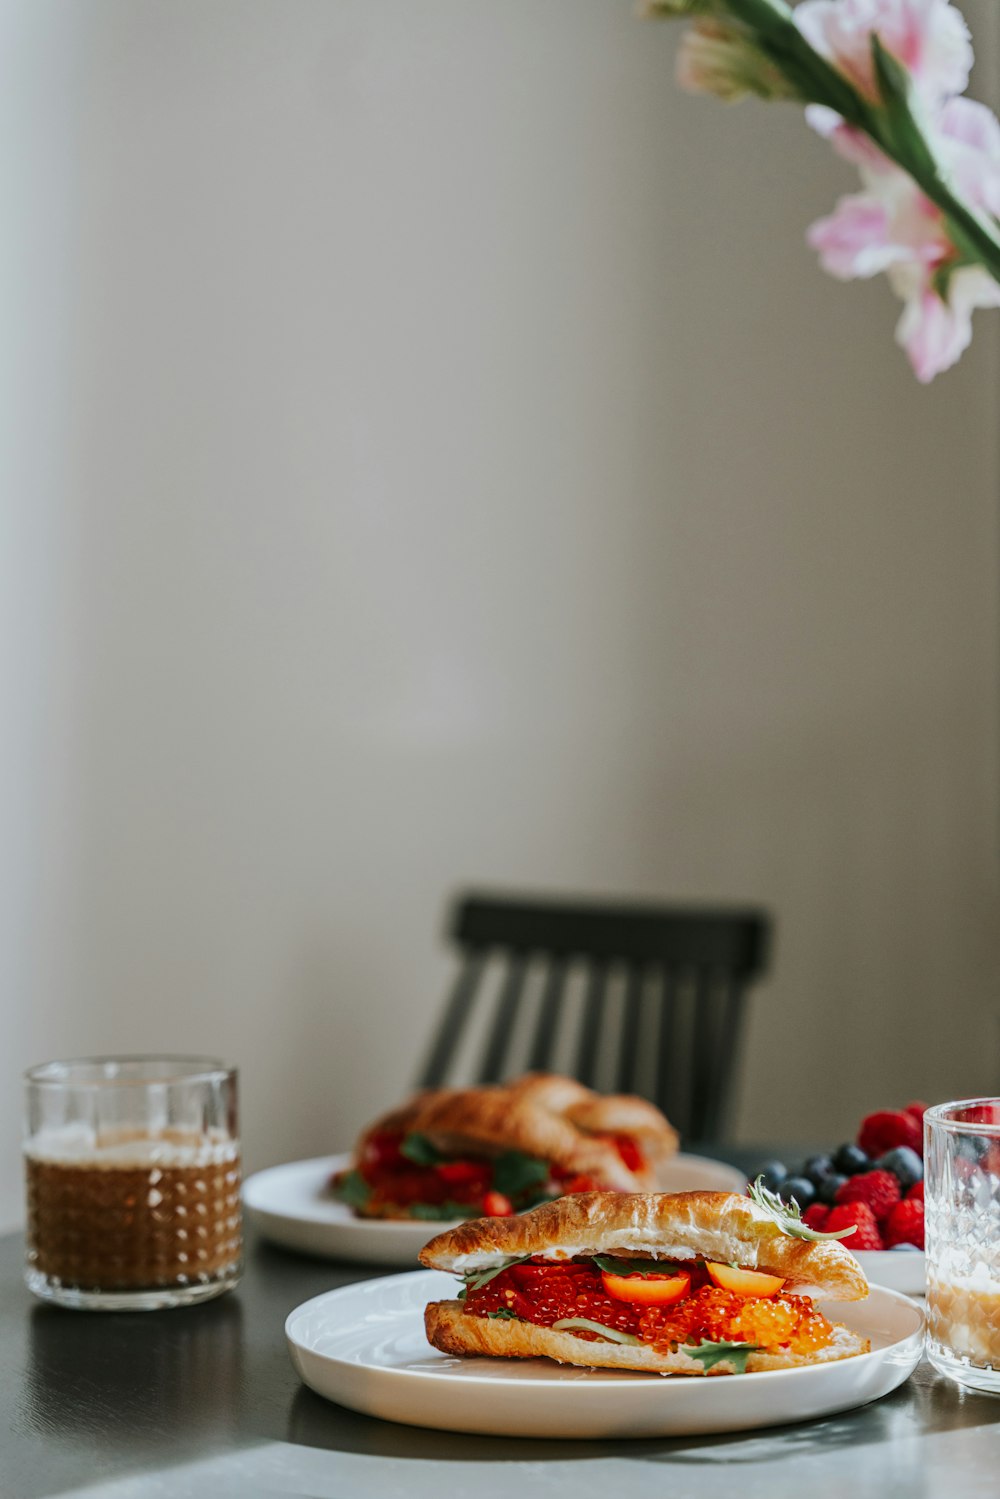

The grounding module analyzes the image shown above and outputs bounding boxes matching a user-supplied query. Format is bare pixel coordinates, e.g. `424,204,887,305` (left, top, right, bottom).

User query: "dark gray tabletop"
4,1157,1000,1499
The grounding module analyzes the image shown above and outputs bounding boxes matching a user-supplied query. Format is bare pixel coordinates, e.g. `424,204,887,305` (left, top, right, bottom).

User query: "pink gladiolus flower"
807,96,1000,379
894,268,1000,380
795,0,972,105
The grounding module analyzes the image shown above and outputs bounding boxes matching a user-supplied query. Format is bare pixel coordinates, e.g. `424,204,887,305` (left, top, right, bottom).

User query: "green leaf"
592,1255,684,1278
747,1177,857,1242
408,1200,469,1221
491,1151,551,1199
870,35,939,178
552,1318,641,1345
400,1133,445,1166
681,1338,759,1374
331,1170,371,1209
641,0,721,16
462,1257,529,1291
486,1309,521,1320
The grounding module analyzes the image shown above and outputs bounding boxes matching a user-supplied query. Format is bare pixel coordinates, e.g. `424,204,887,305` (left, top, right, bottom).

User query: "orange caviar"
640,1286,835,1355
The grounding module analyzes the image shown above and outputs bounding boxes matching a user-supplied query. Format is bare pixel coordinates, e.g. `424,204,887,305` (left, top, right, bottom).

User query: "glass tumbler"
925,1098,1000,1392
24,1056,242,1310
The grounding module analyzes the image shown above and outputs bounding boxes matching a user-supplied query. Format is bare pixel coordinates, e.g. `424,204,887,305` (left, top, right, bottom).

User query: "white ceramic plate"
286,1269,925,1439
244,1152,747,1266
851,1249,925,1296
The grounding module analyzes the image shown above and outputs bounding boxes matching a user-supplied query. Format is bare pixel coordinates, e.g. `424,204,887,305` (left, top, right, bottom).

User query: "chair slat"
527,959,567,1073
617,966,644,1093
418,951,487,1088
701,978,744,1143
654,969,677,1126
477,955,529,1083
575,962,607,1087
690,970,717,1142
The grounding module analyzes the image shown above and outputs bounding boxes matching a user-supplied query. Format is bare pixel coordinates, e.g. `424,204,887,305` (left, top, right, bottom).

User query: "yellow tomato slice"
705,1262,786,1296
601,1269,691,1305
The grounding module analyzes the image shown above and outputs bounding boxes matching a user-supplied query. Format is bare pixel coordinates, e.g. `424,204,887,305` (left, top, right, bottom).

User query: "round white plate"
851,1249,925,1296
245,1152,747,1266
286,1269,925,1439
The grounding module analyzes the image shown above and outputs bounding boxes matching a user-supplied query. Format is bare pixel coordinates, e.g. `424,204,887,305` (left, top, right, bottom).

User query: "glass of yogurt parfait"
24,1056,242,1310
925,1099,1000,1393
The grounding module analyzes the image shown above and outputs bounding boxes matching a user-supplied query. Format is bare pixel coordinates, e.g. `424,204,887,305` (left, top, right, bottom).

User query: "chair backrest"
417,892,772,1144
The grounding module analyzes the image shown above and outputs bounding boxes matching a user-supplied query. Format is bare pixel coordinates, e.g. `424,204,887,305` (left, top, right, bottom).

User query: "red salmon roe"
468,1260,644,1337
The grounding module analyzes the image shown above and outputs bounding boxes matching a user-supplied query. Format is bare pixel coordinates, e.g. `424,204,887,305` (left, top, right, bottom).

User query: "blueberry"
833,1143,871,1176
779,1175,816,1209
818,1172,848,1206
875,1146,923,1191
804,1154,834,1187
957,1135,990,1162
753,1161,788,1194
889,1243,921,1252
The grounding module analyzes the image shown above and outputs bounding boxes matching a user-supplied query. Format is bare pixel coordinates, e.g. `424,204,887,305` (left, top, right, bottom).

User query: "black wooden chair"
417,892,772,1144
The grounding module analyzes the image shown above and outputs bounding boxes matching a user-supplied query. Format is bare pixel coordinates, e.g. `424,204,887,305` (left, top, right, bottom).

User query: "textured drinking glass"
24,1056,242,1310
925,1098,1000,1393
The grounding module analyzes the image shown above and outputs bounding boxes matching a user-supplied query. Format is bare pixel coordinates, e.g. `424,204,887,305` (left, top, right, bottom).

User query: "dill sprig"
747,1177,857,1242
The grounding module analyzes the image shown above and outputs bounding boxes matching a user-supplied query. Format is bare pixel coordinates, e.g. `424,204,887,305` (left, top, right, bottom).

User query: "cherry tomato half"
705,1262,786,1297
601,1269,691,1306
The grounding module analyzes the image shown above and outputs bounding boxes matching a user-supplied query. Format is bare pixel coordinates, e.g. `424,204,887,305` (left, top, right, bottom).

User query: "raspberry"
884,1198,924,1250
826,1202,883,1250
858,1110,922,1160
907,1181,924,1202
962,1103,1000,1127
834,1169,901,1224
905,1101,928,1123
803,1204,830,1231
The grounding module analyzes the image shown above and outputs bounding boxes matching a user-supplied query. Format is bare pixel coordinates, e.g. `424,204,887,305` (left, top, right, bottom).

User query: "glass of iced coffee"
24,1056,242,1310
926,1098,1000,1393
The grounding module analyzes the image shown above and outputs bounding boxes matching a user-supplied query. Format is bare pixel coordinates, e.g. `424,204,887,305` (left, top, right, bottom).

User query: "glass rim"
24,1055,235,1089
925,1097,1000,1135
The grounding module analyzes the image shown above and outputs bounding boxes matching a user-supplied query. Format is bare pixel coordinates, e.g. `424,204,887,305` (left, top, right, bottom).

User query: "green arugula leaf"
680,1338,759,1374
331,1169,371,1209
592,1255,684,1278
491,1151,551,1199
400,1133,445,1167
552,1318,641,1345
408,1201,470,1221
747,1177,857,1242
462,1257,529,1291
486,1309,521,1320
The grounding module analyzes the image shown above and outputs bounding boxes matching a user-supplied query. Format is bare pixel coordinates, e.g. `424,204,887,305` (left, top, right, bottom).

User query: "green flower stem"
708,0,1000,285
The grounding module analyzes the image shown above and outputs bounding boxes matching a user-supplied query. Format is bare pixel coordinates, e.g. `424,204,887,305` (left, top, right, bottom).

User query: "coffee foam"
24,1125,239,1169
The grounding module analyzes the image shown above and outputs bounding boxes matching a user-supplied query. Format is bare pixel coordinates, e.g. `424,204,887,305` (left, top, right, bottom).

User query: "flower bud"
676,19,802,102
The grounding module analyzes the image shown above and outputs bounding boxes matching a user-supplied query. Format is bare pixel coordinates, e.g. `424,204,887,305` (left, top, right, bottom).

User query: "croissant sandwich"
331,1073,678,1222
419,1190,871,1375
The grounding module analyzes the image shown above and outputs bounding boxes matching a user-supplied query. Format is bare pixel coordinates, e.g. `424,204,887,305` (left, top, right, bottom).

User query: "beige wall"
2,0,998,1228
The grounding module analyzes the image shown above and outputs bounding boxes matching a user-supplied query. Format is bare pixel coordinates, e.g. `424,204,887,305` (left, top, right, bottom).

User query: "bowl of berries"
750,1102,926,1296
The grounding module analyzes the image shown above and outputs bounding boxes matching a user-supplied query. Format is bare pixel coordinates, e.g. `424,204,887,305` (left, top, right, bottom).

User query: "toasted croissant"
420,1190,869,1301
354,1074,678,1199
421,1190,870,1376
